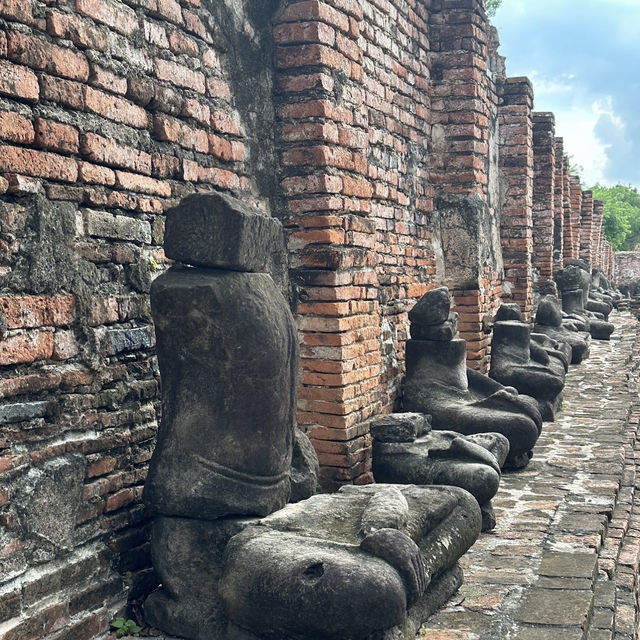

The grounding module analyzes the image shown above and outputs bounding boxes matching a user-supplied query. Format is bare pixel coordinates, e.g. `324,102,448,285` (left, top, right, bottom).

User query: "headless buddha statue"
402,287,542,470
489,303,565,421
370,412,509,531
144,192,482,640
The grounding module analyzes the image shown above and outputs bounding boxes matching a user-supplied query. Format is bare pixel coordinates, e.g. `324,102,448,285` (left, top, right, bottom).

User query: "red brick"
115,170,172,197
88,64,127,95
0,60,39,102
53,330,79,360
275,44,348,72
168,29,199,56
105,487,134,512
0,330,55,365
80,133,152,174
7,32,90,82
84,87,149,128
35,119,80,155
182,159,240,189
0,295,76,329
155,58,205,93
40,75,86,110
0,111,34,144
206,77,232,101
78,161,116,186
148,0,183,25
182,98,210,125
76,0,139,36
47,10,109,51
0,372,62,397
208,135,245,162
274,21,336,46
0,145,78,183
211,110,244,137
183,9,208,39
0,0,36,25
277,0,350,32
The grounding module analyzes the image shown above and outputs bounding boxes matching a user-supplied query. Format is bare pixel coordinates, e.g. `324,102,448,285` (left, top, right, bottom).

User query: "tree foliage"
591,184,640,251
486,0,502,17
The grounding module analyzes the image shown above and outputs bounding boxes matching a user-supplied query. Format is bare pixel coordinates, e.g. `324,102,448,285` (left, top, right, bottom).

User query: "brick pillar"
593,199,604,269
580,190,595,264
561,157,572,265
553,138,565,270
532,112,555,287
273,1,378,489
429,0,501,372
568,176,582,261
497,77,534,319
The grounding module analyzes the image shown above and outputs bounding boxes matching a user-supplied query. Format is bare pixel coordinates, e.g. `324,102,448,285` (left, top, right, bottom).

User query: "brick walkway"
420,312,640,640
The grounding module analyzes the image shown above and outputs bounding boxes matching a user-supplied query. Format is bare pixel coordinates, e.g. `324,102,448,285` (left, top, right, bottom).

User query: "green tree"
486,0,502,16
591,184,640,251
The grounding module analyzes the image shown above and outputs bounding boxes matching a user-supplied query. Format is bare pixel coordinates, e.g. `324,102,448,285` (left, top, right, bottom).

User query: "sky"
492,0,640,190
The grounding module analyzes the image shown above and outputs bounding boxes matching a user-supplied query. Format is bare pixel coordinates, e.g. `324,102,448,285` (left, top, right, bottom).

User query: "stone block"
164,191,284,272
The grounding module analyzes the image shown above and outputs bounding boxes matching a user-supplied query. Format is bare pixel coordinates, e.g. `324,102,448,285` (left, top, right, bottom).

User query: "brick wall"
531,112,555,287
0,0,619,635
616,252,640,285
0,0,280,638
497,77,533,319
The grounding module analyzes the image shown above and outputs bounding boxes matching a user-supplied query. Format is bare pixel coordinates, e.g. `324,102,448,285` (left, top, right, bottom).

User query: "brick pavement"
419,312,640,640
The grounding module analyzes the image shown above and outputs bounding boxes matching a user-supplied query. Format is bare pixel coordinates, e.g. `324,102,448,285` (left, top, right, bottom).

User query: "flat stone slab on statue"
164,191,283,272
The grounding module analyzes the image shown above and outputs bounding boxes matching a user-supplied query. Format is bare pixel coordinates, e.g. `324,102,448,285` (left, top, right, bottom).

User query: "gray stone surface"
516,587,593,626
370,412,430,442
0,400,56,425
144,266,298,520
220,485,481,640
408,286,450,325
164,191,284,272
489,314,565,419
372,418,508,530
13,454,86,552
289,429,319,503
403,322,542,469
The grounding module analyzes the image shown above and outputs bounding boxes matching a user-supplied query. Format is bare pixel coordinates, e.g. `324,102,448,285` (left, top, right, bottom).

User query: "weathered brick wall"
553,138,565,268
497,77,533,319
531,112,555,287
616,252,640,285
0,1,281,637
0,0,619,635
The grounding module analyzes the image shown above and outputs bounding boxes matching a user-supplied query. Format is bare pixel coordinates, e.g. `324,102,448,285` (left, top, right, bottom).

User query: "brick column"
580,190,595,264
497,77,534,319
273,1,378,488
553,138,565,270
429,0,501,372
532,112,555,287
593,199,604,269
567,175,582,261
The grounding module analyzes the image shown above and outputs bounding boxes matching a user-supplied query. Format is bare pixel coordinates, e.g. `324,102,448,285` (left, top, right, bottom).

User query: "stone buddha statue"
533,294,590,364
370,412,509,531
144,192,482,640
557,263,614,340
489,303,565,421
402,287,542,470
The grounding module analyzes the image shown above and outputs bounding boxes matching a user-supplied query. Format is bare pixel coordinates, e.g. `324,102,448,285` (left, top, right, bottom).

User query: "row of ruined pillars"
498,79,612,327
268,0,613,489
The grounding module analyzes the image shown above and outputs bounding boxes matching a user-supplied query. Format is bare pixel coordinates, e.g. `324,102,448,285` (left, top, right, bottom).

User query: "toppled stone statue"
144,192,482,640
534,294,590,364
489,303,565,421
371,412,509,531
403,287,543,470
557,263,614,341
